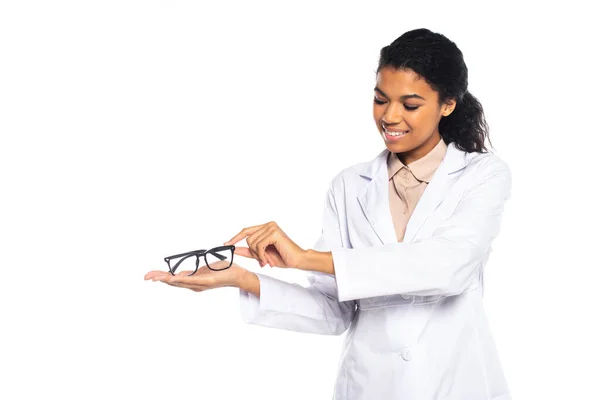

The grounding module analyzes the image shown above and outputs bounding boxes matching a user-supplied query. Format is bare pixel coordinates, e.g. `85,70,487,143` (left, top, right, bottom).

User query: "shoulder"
325,146,511,193
464,151,512,183
326,149,388,191
326,160,375,195
456,152,512,204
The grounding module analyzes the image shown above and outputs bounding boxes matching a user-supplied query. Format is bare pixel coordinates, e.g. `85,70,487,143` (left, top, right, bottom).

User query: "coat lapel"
357,142,476,245
357,149,395,245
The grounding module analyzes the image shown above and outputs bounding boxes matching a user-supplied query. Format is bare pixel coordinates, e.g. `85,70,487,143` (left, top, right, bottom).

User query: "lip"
382,125,409,133
384,130,409,141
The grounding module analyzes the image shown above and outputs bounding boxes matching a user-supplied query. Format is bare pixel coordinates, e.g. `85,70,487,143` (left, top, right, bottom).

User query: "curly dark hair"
377,28,492,153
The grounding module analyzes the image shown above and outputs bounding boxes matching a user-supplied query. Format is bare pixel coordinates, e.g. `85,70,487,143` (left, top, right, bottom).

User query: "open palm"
144,261,246,292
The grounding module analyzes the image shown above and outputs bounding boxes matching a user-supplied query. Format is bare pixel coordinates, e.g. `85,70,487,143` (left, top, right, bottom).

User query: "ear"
442,98,457,117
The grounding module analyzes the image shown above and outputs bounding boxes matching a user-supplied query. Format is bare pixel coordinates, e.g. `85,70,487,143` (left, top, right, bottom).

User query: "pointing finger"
224,225,264,245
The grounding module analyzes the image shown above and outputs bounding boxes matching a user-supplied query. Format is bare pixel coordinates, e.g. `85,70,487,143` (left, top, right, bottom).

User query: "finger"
152,273,177,283
249,246,265,267
232,246,256,259
253,229,275,267
265,246,283,267
264,252,276,268
168,274,216,287
265,249,279,268
164,281,207,292
233,246,264,267
246,226,273,266
146,271,173,281
145,270,171,280
224,224,266,245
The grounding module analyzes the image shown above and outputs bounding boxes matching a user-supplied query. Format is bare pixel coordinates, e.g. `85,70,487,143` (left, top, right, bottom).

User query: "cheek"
373,109,383,127
406,110,431,128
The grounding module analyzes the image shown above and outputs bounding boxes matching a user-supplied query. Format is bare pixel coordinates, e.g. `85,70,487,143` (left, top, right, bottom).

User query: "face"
373,67,455,165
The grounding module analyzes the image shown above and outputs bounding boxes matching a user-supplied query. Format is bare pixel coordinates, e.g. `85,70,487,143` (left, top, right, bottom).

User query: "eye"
373,98,420,111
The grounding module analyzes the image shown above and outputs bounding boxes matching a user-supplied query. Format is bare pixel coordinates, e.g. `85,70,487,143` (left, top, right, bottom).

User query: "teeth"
385,129,408,136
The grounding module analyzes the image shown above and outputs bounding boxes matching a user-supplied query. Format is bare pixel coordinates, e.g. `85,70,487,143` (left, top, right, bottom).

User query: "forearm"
236,269,261,297
298,249,335,275
237,266,355,335
235,249,334,298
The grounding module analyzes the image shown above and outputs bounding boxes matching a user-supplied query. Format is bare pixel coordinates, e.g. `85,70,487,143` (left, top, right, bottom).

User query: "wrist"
235,268,260,297
233,266,249,288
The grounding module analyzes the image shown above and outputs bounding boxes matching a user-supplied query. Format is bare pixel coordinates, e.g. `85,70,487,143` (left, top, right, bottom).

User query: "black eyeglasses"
164,245,236,276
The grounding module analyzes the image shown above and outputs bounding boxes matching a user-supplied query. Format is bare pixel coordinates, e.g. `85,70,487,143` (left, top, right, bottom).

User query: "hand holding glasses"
147,221,306,294
164,245,236,276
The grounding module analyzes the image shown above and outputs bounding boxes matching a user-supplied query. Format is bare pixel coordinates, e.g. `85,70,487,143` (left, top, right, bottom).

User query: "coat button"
400,346,412,361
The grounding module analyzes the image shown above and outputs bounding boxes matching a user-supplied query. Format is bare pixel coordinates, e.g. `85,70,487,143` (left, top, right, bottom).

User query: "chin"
381,133,413,152
386,144,413,154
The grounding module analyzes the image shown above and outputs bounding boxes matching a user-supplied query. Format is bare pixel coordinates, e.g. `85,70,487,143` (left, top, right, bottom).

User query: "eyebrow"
374,86,425,101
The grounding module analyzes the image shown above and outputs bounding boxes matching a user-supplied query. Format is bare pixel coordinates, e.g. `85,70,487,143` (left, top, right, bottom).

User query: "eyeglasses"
164,245,235,276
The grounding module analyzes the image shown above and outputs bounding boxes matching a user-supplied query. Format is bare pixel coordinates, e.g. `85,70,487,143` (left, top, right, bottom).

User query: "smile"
383,129,409,141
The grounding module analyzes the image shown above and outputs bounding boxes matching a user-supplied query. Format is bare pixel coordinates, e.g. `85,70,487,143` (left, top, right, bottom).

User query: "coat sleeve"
332,157,512,301
238,184,357,335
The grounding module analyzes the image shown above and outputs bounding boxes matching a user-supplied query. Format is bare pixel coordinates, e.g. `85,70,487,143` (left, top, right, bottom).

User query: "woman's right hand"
144,260,248,292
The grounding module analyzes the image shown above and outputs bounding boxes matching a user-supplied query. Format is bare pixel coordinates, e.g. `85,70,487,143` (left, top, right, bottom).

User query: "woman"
146,28,512,400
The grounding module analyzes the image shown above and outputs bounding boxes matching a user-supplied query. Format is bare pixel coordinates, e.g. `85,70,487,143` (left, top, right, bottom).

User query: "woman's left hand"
223,221,306,269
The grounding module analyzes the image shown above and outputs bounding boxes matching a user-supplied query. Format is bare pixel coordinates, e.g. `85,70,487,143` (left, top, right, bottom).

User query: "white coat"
239,141,512,400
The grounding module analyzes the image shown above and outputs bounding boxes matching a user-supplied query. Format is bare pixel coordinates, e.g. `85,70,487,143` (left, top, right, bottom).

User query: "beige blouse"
387,137,448,242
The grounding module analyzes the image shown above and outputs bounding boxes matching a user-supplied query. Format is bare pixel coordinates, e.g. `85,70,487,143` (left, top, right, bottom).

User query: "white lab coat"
239,141,512,400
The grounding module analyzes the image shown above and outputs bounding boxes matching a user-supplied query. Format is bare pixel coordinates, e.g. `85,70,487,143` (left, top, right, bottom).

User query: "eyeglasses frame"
164,245,236,276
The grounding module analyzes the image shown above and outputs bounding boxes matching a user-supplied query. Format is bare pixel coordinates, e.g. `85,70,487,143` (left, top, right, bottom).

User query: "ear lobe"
443,100,456,116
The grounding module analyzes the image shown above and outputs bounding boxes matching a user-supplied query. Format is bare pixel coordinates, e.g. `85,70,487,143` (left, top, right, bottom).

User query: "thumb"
233,247,254,258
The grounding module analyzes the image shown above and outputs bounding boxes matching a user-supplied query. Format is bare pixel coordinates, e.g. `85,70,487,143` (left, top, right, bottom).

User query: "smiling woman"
372,39,489,167
374,68,454,164
145,27,513,400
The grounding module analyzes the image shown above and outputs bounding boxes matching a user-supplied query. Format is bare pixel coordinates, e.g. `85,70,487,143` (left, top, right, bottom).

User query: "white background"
1,1,598,399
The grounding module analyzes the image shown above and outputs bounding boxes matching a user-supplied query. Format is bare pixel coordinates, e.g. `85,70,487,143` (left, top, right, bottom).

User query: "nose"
381,102,404,125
